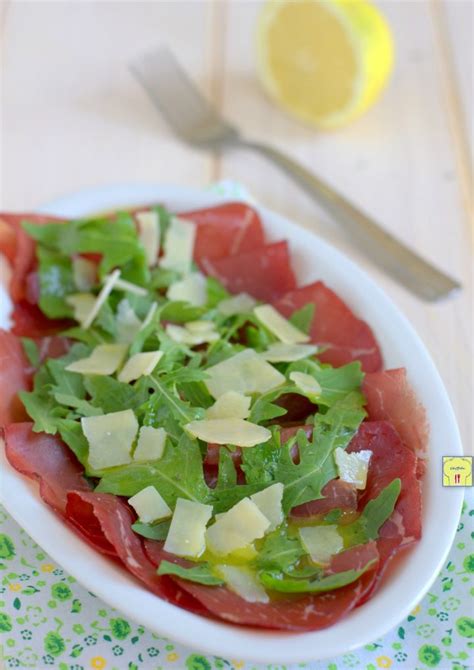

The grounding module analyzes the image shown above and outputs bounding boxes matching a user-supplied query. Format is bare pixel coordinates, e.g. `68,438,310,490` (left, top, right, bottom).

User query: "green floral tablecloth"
1,492,472,670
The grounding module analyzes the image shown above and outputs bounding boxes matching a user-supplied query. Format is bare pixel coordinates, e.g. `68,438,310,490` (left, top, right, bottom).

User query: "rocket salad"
0,202,428,630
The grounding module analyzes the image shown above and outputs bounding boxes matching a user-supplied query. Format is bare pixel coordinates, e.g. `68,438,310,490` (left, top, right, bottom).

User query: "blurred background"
0,0,472,451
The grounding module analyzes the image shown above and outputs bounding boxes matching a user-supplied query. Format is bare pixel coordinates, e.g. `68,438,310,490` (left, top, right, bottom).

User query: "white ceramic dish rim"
0,183,463,664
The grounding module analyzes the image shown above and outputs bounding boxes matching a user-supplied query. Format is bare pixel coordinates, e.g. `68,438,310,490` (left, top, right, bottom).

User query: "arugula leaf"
276,393,365,513
94,300,118,338
206,276,230,307
160,301,206,324
288,304,315,335
343,479,402,546
19,388,66,434
259,561,376,593
59,326,108,347
249,384,293,424
148,374,204,424
157,560,224,586
46,343,91,398
256,527,305,571
36,246,75,318
154,204,172,241
287,359,364,407
56,419,89,467
21,338,40,367
210,450,264,514
23,213,145,280
324,508,343,523
84,376,150,414
241,428,283,485
96,434,211,506
150,267,181,290
131,520,170,541
52,393,103,417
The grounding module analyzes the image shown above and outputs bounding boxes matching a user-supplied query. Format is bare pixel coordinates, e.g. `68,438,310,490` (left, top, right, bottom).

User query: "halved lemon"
256,0,394,129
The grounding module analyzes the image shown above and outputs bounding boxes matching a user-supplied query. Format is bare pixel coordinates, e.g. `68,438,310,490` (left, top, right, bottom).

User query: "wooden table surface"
1,0,472,453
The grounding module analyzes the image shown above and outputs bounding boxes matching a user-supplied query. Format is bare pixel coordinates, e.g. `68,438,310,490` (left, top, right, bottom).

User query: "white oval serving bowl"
0,183,463,663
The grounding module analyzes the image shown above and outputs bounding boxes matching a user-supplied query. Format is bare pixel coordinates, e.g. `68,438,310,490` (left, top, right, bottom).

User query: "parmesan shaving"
136,210,160,267
185,418,271,448
82,269,120,328
72,257,96,291
217,292,257,316
160,216,196,274
128,486,171,523
166,272,207,306
205,391,251,420
205,349,285,399
254,304,310,344
262,342,318,362
117,351,163,383
164,498,213,558
66,344,128,376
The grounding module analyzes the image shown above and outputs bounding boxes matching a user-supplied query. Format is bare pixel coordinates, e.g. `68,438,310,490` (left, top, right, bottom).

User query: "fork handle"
237,140,460,301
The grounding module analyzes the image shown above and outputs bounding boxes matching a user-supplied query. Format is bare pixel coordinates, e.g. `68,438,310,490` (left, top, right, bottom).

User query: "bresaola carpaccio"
0,203,428,631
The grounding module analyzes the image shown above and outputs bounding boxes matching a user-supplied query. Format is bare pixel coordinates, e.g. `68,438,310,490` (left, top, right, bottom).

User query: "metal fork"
130,46,461,302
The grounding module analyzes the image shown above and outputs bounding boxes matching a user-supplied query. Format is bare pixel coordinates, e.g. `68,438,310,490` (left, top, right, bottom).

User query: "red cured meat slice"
200,241,297,302
0,331,31,425
328,541,379,574
179,203,265,262
170,570,376,631
0,331,69,427
291,479,358,518
3,423,90,516
273,281,382,372
144,538,377,631
348,420,422,602
362,368,429,456
11,302,71,338
65,493,208,614
0,213,64,302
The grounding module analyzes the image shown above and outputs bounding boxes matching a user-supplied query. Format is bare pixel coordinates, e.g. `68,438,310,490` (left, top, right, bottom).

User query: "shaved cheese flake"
72,257,96,291
205,349,285,399
262,342,318,362
66,344,128,375
254,304,310,344
118,350,163,383
206,498,270,555
250,483,284,531
66,293,96,324
216,565,269,604
298,525,343,565
164,498,213,558
166,272,207,307
116,299,142,343
133,426,166,462
160,216,196,274
82,409,138,470
217,292,257,316
104,274,147,296
166,324,219,346
289,371,322,398
185,418,271,448
82,269,120,328
136,210,160,267
335,447,372,489
185,320,214,334
128,486,171,523
205,391,251,420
